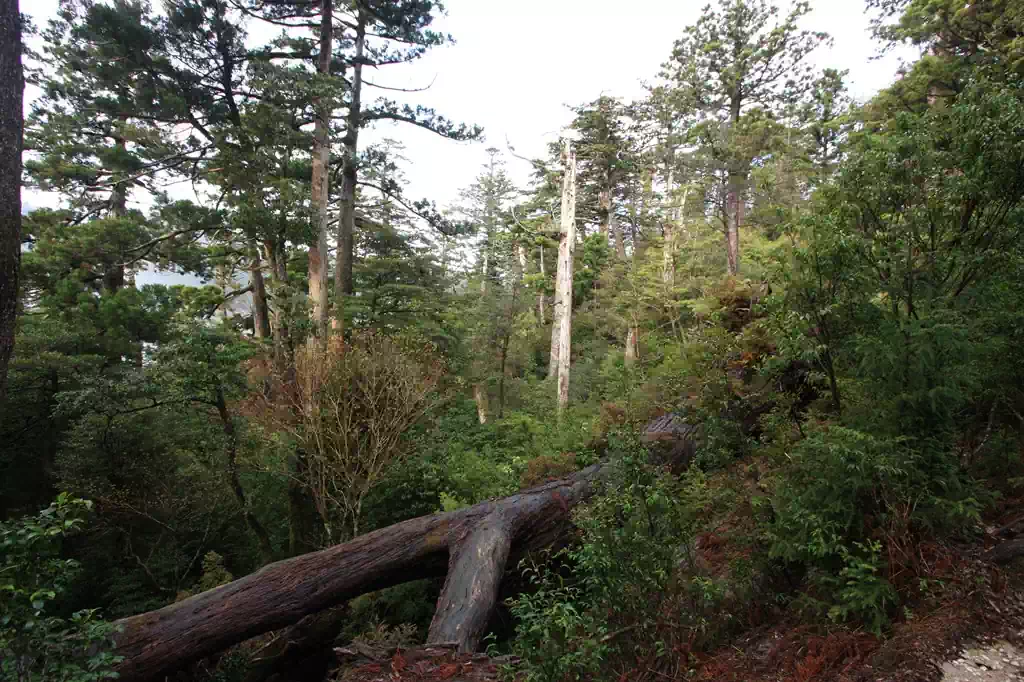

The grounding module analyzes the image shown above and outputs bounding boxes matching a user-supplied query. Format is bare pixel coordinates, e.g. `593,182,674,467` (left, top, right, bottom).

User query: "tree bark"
725,171,742,277
624,326,638,366
307,0,332,344
598,189,611,239
263,238,292,372
547,249,559,377
111,464,605,682
537,245,546,326
663,168,675,288
725,93,743,277
242,606,348,682
555,140,577,415
611,210,626,261
473,383,488,425
0,0,23,401
334,8,364,334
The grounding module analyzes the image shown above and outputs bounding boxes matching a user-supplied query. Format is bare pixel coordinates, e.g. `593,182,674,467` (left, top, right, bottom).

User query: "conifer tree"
662,0,828,275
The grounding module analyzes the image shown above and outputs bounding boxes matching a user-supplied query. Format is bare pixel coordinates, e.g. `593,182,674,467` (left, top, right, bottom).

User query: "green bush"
506,438,731,680
0,494,122,682
765,426,982,632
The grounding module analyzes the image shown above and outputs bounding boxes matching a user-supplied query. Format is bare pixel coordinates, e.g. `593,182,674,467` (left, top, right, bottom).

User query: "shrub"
506,437,732,680
0,494,122,682
764,426,982,632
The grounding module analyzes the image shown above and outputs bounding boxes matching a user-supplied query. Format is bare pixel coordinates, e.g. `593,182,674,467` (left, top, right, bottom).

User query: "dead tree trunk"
554,138,577,413
111,465,605,682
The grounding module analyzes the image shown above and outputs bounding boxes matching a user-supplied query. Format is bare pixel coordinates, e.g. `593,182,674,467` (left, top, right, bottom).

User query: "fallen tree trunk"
112,464,605,682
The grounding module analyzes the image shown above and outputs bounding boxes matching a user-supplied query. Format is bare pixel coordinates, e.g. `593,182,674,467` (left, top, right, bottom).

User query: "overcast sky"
21,0,917,286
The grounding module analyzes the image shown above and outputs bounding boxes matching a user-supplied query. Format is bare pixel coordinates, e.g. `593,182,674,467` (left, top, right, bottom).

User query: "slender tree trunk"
103,135,129,293
725,171,742,276
250,246,271,339
215,387,275,564
473,384,488,425
611,210,626,261
663,168,675,288
537,245,546,326
498,262,521,420
264,239,291,371
334,9,364,334
481,250,489,295
497,334,510,420
547,251,560,377
288,451,321,557
307,0,332,344
725,95,743,277
555,139,577,415
0,0,23,401
624,325,638,366
598,189,610,238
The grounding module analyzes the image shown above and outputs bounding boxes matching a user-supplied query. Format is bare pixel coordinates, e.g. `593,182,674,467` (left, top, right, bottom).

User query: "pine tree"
662,0,828,275
568,96,632,260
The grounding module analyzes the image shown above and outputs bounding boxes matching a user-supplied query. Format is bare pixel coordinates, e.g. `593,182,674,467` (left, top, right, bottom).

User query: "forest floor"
687,493,1024,682
331,486,1024,682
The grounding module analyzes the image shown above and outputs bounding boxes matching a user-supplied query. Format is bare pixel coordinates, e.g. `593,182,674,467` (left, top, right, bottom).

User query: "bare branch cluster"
291,332,446,539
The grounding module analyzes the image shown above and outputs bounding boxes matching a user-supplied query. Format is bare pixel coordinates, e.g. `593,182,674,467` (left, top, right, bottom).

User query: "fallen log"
112,464,605,682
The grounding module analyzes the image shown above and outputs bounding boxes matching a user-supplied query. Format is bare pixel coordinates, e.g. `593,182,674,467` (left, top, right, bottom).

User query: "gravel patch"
942,640,1024,681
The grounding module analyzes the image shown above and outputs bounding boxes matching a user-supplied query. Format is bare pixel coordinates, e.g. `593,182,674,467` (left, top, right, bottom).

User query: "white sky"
20,0,917,286
360,0,916,205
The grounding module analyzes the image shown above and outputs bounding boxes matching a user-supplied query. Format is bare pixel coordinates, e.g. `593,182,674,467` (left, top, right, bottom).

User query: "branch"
362,73,437,93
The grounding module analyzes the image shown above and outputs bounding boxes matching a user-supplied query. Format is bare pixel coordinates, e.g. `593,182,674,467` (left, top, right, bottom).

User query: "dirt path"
942,641,1024,681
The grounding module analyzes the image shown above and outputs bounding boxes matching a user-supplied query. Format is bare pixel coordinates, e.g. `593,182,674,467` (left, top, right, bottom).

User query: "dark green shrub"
0,494,122,682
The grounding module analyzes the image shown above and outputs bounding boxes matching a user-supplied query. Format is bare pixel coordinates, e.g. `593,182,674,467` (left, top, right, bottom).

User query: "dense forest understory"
5,0,1024,680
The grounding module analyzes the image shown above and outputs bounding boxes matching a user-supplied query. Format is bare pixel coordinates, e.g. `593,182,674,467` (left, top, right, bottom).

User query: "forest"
3,0,1024,680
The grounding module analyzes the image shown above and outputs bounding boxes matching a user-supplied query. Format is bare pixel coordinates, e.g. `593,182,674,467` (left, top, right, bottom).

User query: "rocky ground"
941,641,1024,681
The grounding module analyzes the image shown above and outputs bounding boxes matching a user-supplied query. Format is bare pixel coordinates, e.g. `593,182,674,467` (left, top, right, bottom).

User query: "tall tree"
662,0,827,275
569,96,631,259
455,150,517,422
332,0,483,330
308,0,333,344
554,138,577,414
0,0,22,399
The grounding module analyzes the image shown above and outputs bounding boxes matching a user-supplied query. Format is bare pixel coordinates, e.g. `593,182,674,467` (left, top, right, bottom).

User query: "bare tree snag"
473,383,489,424
111,465,604,682
624,326,638,366
554,138,577,414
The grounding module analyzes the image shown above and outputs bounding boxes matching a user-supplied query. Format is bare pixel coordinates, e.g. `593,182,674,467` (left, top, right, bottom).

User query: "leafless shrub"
291,332,446,540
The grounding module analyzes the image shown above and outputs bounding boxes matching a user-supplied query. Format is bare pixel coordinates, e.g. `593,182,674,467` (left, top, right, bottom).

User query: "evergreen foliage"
5,0,1024,679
